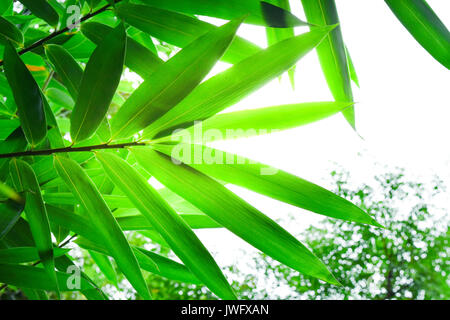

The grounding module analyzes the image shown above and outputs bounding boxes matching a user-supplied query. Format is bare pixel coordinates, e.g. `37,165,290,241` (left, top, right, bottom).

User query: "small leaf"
45,44,83,100
0,247,69,264
0,16,24,46
53,155,151,299
132,147,339,285
9,159,58,292
3,42,47,147
385,0,450,69
81,22,163,80
18,0,59,27
110,18,243,140
96,152,236,299
89,250,117,286
0,264,95,291
70,23,126,143
0,200,24,240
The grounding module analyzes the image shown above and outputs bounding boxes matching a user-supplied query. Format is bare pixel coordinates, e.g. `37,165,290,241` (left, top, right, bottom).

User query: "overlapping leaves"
1,0,445,300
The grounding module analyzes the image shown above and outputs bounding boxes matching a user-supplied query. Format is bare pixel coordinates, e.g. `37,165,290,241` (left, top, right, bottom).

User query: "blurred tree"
235,168,449,300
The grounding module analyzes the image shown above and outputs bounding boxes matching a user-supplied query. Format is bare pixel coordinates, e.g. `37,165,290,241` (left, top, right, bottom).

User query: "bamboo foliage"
0,0,447,300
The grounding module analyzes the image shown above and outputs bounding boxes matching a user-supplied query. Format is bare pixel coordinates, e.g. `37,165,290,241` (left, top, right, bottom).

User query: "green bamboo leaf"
115,3,261,65
0,264,95,291
89,250,117,286
385,0,450,69
110,18,243,141
3,42,47,147
0,0,12,15
45,44,83,100
81,22,163,80
53,155,151,299
345,46,359,87
0,179,22,203
0,200,24,240
157,101,354,143
154,143,381,227
0,247,69,264
44,206,201,285
136,0,308,27
18,0,59,26
117,214,222,231
54,254,109,300
142,26,334,139
265,0,296,87
0,119,20,141
70,23,126,143
9,159,58,292
300,0,355,128
131,147,339,285
0,16,24,46
96,151,236,299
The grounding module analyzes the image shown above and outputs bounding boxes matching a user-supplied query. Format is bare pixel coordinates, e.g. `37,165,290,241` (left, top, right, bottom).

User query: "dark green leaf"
3,42,47,147
385,0,450,69
70,24,126,143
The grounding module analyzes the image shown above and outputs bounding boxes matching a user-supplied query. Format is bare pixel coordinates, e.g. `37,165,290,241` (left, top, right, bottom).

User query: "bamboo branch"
0,141,146,159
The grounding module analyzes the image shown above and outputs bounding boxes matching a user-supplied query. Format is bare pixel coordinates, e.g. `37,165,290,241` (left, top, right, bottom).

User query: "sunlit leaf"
53,155,151,299
70,24,126,143
110,18,243,140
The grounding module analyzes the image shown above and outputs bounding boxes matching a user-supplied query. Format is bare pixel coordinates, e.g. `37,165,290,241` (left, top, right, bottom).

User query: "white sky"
182,1,450,274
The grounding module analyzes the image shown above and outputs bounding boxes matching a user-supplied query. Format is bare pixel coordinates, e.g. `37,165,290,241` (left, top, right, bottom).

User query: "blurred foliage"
231,168,449,300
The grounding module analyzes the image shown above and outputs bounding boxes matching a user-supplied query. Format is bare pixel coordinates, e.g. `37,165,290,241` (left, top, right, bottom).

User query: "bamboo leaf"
18,0,59,27
115,3,261,65
154,143,381,227
142,26,334,139
110,18,243,141
53,155,151,299
0,200,24,240
96,151,236,299
81,22,163,80
0,264,95,291
70,23,126,143
45,44,83,100
0,179,23,203
77,236,201,285
136,0,308,27
0,16,24,46
0,247,69,264
131,147,339,285
89,250,118,286
300,0,355,128
9,159,58,292
3,42,47,147
157,101,354,143
385,0,450,69
265,0,296,87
